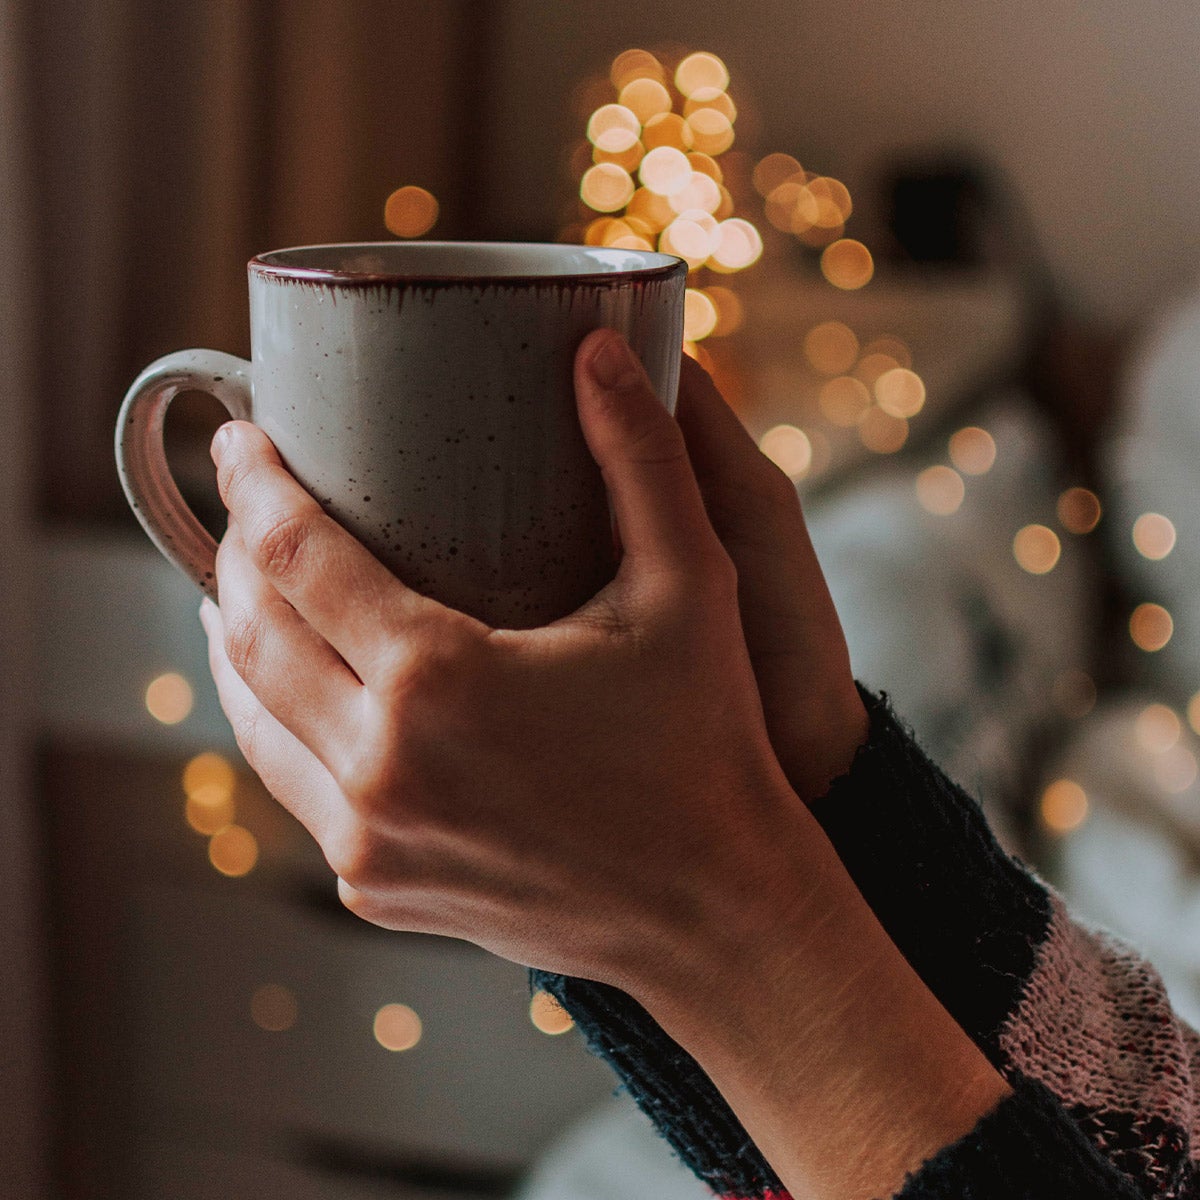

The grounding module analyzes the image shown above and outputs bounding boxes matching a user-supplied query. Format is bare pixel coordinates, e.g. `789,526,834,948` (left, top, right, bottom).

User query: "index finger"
212,420,444,685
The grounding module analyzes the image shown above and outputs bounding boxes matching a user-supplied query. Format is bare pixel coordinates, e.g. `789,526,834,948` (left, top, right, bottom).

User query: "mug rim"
249,241,688,287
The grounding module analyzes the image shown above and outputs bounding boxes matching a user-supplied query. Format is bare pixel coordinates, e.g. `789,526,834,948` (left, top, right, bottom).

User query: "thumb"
574,330,718,573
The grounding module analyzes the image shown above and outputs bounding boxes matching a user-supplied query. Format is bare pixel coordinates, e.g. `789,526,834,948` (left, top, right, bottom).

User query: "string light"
1132,513,1177,560
383,187,439,238
146,673,193,725
529,991,575,1036
1057,487,1102,535
674,52,730,98
1041,779,1089,834
1130,603,1173,652
374,1003,423,1051
821,239,874,289
1013,525,1061,575
949,427,997,475
581,163,635,211
618,78,672,123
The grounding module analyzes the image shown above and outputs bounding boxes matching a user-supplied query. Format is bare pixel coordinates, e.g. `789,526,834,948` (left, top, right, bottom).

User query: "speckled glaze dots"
115,242,686,626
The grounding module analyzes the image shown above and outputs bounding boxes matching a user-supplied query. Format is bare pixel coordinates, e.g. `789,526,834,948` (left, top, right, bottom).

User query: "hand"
200,330,1008,1200
673,356,868,802
200,329,817,993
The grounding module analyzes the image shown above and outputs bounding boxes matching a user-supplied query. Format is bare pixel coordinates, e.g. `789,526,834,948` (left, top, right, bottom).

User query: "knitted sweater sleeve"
531,688,1200,1199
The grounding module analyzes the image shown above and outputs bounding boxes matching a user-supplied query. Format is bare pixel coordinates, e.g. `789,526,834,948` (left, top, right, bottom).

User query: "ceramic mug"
115,242,686,628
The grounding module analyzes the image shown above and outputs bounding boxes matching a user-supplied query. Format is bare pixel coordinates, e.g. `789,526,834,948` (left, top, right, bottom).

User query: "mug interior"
251,242,683,283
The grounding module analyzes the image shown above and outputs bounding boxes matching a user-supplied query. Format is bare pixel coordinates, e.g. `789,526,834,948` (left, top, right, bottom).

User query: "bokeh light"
686,107,735,155
705,285,744,335
618,78,672,123
1132,513,1177,560
1156,745,1199,793
949,427,997,475
642,113,694,153
183,751,235,800
916,465,965,516
753,153,803,195
1130,603,1174,652
660,217,714,269
683,288,719,340
1013,525,1061,574
610,49,666,90
709,218,762,270
1135,703,1182,753
874,368,926,418
818,376,872,426
146,673,193,725
804,321,859,376
374,1003,423,1051
1189,691,1200,737
208,825,259,877
759,424,813,479
857,408,908,454
1041,779,1089,834
186,793,235,835
529,991,576,1036
639,145,693,195
862,335,912,368
1057,487,1102,535
587,104,641,153
384,187,439,238
674,52,730,98
251,984,299,1033
821,239,874,289
581,163,636,212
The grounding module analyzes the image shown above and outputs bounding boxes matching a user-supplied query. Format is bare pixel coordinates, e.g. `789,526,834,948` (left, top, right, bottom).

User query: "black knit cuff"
897,1075,1144,1199
529,968,782,1199
810,686,1051,1056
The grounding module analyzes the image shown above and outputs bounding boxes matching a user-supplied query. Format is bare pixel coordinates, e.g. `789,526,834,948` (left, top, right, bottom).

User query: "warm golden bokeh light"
807,177,850,227
1188,692,1200,736
587,104,640,153
804,321,859,376
818,376,872,426
759,424,813,479
857,409,908,454
529,991,576,1036
642,113,695,153
581,163,636,212
251,984,299,1033
705,285,744,336
752,153,803,196
683,288,719,341
1132,513,1177,560
949,427,997,475
668,171,722,215
618,77,672,123
374,1003,423,1052
610,49,666,90
916,466,965,516
639,145,693,195
183,751,235,799
146,673,194,725
687,151,723,182
384,187,439,238
874,368,926,418
1041,779,1089,834
821,239,874,290
627,186,676,231
765,181,817,233
1130,603,1174,652
1052,668,1097,719
1135,703,1182,753
853,353,900,387
208,825,259,877
862,335,912,369
709,218,762,270
686,108,735,155
186,793,235,835
674,51,730,98
1013,525,1061,575
1057,487,1102,535
592,141,645,172
660,218,713,269
684,88,737,123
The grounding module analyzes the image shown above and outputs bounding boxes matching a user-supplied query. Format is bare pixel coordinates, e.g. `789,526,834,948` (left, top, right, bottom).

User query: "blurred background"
6,2,1200,1197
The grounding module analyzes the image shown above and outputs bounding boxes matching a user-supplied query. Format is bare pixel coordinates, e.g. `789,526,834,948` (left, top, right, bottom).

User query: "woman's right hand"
673,356,869,803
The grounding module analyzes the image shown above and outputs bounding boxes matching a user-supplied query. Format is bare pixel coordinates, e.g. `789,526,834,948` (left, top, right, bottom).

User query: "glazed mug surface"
115,242,686,627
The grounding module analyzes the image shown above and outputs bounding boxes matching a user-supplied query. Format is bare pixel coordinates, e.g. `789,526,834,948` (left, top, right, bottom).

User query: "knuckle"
624,417,689,469
224,608,268,679
248,507,314,583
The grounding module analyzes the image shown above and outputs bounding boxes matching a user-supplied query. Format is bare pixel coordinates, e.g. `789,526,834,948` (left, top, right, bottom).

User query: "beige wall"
485,0,1200,327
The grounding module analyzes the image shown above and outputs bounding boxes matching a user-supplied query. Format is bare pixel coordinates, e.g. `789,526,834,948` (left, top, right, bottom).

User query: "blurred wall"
483,0,1200,328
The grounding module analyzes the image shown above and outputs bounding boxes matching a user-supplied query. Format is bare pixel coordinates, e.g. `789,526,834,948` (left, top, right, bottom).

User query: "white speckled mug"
115,242,686,627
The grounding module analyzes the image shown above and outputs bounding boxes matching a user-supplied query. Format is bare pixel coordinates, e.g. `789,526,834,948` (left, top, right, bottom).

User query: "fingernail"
588,333,642,392
211,423,234,465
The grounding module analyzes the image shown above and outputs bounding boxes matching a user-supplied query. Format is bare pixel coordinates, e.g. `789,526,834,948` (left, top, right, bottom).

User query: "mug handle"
114,349,253,599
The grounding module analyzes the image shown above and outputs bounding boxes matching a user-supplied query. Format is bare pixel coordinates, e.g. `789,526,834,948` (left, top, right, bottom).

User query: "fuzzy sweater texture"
532,689,1199,1199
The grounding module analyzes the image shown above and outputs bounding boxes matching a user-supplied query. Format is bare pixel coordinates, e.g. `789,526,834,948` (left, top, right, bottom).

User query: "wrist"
630,815,1011,1200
